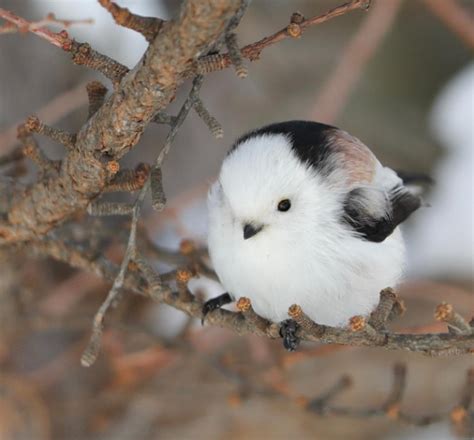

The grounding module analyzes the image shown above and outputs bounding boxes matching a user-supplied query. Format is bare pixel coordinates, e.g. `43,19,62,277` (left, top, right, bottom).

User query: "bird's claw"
280,319,300,351
201,292,233,325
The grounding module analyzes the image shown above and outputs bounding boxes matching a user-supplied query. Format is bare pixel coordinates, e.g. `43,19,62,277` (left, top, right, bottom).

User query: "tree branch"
31,231,474,358
98,0,165,42
0,8,92,41
191,0,371,77
0,0,241,244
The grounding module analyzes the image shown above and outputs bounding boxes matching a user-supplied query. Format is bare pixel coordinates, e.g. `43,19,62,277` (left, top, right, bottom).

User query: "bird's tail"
395,170,433,200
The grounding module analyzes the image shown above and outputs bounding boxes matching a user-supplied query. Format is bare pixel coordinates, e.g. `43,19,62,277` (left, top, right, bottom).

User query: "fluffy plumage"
207,121,421,327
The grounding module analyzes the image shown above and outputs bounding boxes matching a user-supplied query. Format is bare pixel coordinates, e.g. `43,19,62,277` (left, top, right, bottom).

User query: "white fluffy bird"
205,121,423,349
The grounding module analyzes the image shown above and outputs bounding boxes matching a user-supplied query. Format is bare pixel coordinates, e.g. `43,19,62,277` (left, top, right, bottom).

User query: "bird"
204,120,424,350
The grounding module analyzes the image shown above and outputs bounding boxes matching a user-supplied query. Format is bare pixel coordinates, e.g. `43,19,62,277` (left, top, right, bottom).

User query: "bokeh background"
0,1,473,439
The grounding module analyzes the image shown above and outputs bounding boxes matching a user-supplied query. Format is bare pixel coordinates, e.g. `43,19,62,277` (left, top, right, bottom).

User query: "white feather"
208,134,405,326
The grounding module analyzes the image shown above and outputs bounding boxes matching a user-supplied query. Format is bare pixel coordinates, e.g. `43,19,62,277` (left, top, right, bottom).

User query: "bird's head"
214,130,341,244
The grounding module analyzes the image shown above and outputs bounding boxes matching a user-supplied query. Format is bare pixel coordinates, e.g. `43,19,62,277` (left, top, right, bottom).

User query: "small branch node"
98,0,164,42
369,287,401,330
133,251,162,292
360,0,372,11
24,115,41,132
225,32,248,78
105,160,120,176
23,115,76,148
286,22,302,38
70,41,129,86
80,317,103,367
176,267,194,284
194,53,228,76
385,403,401,420
236,296,251,313
288,304,325,336
290,12,305,24
350,315,385,343
105,163,150,193
435,302,472,335
150,166,166,211
87,201,134,216
179,239,196,256
237,297,271,334
450,406,467,424
349,315,366,332
176,268,194,302
193,97,224,138
86,80,108,118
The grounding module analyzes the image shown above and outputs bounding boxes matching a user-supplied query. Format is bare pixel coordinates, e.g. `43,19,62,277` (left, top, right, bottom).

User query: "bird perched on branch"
204,120,425,350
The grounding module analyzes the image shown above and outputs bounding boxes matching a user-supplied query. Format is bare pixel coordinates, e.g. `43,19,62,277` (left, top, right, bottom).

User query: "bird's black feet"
280,319,300,351
201,292,233,324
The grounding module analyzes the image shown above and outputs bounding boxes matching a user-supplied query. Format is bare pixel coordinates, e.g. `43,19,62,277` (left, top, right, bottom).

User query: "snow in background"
33,0,169,67
407,63,474,280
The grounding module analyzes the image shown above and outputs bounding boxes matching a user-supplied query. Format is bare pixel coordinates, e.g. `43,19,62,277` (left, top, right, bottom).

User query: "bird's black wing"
342,186,421,243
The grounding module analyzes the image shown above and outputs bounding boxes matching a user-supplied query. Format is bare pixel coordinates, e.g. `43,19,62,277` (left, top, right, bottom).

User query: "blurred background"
0,0,472,439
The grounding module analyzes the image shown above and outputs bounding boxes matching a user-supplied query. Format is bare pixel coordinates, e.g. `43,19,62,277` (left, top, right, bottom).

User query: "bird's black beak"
243,223,263,240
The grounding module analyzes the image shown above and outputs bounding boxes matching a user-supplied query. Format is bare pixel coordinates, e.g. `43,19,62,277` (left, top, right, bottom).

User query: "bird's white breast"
207,131,407,327
207,180,405,327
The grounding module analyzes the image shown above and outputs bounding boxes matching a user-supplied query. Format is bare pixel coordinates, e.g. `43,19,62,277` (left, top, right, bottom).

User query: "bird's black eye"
277,199,291,212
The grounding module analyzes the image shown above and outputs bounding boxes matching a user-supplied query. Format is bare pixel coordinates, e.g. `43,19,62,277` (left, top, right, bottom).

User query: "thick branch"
0,0,241,244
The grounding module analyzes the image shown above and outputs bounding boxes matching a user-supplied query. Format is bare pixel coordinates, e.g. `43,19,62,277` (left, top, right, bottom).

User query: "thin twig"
193,97,224,139
155,76,204,167
150,167,166,211
0,9,129,87
69,41,130,87
17,126,59,177
87,202,134,217
24,115,76,149
81,182,148,367
104,163,150,193
236,297,272,335
369,287,404,331
81,74,207,366
225,32,248,78
0,8,75,48
192,0,371,76
152,112,177,126
435,302,473,335
0,9,92,36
